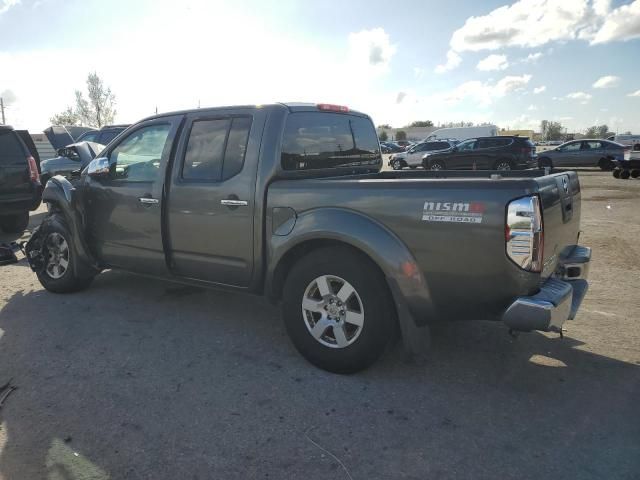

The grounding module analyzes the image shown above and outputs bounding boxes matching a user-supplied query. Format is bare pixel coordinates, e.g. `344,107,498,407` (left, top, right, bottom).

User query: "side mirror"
87,157,110,178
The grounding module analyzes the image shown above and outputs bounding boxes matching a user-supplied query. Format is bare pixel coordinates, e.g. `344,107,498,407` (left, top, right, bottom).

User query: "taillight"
521,147,532,156
27,156,40,182
506,195,544,272
317,103,349,112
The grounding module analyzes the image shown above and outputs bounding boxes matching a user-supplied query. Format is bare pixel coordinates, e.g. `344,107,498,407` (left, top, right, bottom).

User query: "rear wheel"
35,214,94,293
620,170,631,179
494,159,512,171
613,169,621,178
598,158,614,171
282,247,395,373
0,211,29,234
631,170,639,178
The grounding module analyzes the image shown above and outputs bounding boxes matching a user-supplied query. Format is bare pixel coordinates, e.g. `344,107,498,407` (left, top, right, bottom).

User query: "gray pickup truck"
25,103,591,373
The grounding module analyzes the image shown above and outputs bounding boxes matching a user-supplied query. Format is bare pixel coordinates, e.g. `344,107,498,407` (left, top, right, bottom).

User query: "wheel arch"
266,208,436,329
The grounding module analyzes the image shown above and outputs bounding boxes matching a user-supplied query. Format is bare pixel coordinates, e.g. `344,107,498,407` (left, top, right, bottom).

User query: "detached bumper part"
503,245,591,332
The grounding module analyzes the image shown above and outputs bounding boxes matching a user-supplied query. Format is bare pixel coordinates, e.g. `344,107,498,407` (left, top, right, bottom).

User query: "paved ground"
0,170,638,480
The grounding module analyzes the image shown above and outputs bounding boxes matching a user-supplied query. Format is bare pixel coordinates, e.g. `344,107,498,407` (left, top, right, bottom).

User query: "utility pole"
0,97,5,124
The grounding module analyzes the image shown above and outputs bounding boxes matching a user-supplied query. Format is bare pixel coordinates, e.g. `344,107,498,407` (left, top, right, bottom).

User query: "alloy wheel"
45,232,70,279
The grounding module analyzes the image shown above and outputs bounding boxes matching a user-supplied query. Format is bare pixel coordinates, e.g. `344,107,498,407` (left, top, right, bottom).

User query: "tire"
631,170,640,178
598,158,614,171
392,159,405,170
0,211,29,234
494,159,512,171
613,169,621,178
35,214,94,293
620,170,631,179
282,247,395,373
538,157,552,169
429,159,446,170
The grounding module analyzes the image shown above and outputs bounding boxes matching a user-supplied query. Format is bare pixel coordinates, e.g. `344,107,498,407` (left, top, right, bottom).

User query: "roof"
139,102,368,123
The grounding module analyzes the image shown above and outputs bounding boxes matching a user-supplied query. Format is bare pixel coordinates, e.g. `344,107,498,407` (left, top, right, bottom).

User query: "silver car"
389,140,455,169
537,139,626,170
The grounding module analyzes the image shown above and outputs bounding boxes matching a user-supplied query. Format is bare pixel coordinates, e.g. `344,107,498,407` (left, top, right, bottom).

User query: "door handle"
138,197,159,205
220,199,248,207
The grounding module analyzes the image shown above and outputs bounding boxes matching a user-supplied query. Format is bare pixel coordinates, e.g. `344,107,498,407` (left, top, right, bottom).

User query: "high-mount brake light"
317,104,349,112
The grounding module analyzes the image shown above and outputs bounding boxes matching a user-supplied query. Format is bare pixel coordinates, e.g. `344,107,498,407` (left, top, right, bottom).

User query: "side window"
182,119,230,181
109,124,171,182
457,139,476,151
583,141,601,150
79,132,98,143
222,117,252,180
560,142,581,152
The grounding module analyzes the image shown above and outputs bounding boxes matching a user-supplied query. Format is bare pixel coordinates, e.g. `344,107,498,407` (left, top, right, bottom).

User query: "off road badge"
422,201,485,223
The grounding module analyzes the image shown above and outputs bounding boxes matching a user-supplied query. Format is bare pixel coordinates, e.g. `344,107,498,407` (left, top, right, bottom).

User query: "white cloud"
533,85,547,94
592,0,640,43
567,91,593,103
476,54,509,71
413,67,426,79
438,74,532,107
348,28,397,73
558,116,574,121
396,91,407,104
628,89,640,97
527,104,538,111
441,0,640,57
523,51,543,62
593,75,620,88
435,50,462,73
0,0,19,15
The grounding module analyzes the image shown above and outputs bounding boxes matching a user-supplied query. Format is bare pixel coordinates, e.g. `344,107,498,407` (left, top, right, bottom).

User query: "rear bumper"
502,246,591,332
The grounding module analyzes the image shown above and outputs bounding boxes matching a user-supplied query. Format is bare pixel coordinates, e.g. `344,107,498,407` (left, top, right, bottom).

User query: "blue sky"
1,0,639,133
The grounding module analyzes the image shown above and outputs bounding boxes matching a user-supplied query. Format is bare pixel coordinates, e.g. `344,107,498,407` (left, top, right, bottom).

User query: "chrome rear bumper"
503,246,591,332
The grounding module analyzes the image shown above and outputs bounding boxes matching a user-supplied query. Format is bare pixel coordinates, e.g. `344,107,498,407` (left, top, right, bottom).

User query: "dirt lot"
0,170,638,479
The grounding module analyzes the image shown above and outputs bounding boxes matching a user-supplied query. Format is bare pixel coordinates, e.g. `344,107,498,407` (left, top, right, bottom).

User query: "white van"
423,125,498,142
608,134,640,148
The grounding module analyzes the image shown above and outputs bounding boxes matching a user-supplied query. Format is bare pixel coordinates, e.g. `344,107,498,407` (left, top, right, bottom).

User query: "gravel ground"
0,170,638,480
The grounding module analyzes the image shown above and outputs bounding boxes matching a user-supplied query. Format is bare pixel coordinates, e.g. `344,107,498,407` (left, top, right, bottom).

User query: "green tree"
379,131,388,142
395,130,407,141
540,120,564,141
50,72,116,127
584,124,610,138
50,107,80,126
408,120,434,128
377,124,391,129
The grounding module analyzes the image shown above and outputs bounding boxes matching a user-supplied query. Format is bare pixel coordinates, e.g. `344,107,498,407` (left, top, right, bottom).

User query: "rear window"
0,130,26,164
281,112,381,171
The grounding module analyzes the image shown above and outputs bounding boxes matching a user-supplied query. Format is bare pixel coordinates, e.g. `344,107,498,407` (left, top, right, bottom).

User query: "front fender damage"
24,176,100,278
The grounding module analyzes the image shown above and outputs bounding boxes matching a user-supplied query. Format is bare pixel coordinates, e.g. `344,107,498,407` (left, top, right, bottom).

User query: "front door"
450,138,478,169
580,140,603,166
554,141,582,166
166,109,266,287
84,117,183,275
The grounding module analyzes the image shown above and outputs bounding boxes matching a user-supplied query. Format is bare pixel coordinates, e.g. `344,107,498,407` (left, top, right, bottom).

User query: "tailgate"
536,171,581,277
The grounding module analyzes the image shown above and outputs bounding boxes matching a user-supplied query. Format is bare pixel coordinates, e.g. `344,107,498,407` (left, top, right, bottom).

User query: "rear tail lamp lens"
506,195,544,272
27,156,40,182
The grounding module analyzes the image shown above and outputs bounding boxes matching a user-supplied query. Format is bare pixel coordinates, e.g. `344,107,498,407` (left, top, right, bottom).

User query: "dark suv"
423,136,536,171
0,125,41,233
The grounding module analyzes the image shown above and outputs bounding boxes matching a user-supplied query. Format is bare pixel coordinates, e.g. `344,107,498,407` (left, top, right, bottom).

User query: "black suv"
76,124,129,145
0,125,42,233
423,136,536,171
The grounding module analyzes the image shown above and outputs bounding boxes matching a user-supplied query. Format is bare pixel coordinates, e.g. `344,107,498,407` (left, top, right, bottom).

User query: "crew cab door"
166,109,266,287
450,138,478,169
84,116,183,275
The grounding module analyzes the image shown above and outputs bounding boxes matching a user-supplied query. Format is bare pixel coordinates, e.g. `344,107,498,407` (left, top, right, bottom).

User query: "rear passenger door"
167,109,267,286
580,140,603,166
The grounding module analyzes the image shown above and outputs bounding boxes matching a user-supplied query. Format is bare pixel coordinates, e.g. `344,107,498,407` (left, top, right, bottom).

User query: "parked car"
395,140,413,149
44,125,97,151
388,140,456,170
0,125,41,233
75,124,129,145
40,141,105,184
537,139,625,170
26,103,590,373
612,143,640,179
380,141,404,153
423,136,537,170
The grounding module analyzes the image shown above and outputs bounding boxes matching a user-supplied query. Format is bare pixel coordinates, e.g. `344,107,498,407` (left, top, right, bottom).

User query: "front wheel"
0,211,29,234
538,157,552,169
392,159,405,170
35,214,94,293
429,160,446,170
494,159,512,171
598,158,614,171
282,247,395,373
